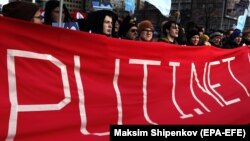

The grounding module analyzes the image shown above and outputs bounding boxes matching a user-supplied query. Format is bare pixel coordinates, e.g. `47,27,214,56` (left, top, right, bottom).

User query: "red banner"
0,17,250,141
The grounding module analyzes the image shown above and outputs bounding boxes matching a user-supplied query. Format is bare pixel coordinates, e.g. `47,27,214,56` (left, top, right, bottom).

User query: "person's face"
114,21,119,33
190,35,200,45
103,15,113,36
168,23,179,38
140,28,153,41
32,10,43,24
244,33,250,41
51,7,65,22
127,26,138,40
234,36,242,44
212,36,222,45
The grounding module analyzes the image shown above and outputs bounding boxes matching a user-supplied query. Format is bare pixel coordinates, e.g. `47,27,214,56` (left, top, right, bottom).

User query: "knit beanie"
230,29,242,40
186,29,199,40
2,1,39,21
138,20,154,32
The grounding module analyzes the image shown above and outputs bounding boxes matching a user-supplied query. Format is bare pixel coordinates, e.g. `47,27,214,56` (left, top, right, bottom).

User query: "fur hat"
118,15,137,37
2,1,39,21
186,29,199,40
210,32,222,39
138,20,154,32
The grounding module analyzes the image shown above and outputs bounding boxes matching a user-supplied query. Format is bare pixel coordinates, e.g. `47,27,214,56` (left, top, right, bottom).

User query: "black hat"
2,1,39,21
87,10,117,36
186,29,199,40
118,15,137,37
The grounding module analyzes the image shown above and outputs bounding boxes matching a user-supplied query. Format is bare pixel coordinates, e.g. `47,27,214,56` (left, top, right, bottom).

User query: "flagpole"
59,0,64,27
220,0,225,30
176,1,180,23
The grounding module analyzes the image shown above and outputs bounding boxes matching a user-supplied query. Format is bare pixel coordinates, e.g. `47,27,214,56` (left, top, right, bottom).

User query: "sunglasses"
130,29,138,33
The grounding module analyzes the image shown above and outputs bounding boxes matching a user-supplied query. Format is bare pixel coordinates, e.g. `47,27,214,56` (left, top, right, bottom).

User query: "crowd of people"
1,0,250,48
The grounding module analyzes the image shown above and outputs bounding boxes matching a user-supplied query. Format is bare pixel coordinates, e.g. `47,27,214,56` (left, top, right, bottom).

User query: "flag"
125,0,135,14
236,9,248,31
248,0,250,17
143,0,171,17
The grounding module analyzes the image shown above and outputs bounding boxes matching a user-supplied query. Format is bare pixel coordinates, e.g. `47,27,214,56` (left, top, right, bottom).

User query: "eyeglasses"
130,29,138,33
142,29,153,33
33,15,44,20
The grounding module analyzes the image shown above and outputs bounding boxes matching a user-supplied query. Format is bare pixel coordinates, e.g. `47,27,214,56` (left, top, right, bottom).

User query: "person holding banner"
242,31,250,46
118,15,138,40
223,28,243,48
158,20,179,44
86,10,118,37
137,20,154,42
2,1,42,24
185,29,203,46
209,32,223,48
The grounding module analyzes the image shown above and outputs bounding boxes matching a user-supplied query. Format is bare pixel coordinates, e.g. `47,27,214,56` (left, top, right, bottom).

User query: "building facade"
5,0,249,31
191,0,248,32
135,0,249,32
